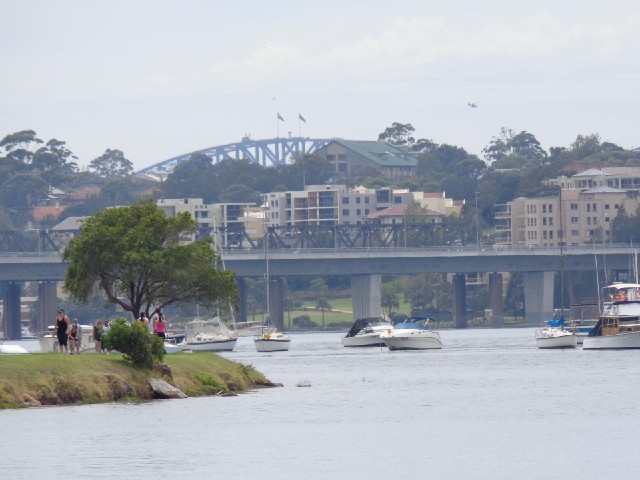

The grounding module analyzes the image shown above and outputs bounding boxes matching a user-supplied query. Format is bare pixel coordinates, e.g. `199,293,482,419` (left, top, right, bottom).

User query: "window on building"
549,218,553,226
342,209,349,216
549,205,553,213
572,230,579,236
549,231,553,239
356,209,361,216
571,203,578,210
365,209,369,215
342,197,349,204
571,217,578,223
365,197,370,204
356,197,361,204
593,203,597,212
338,163,347,173
587,218,591,225
543,218,547,226
542,205,547,213
605,204,610,210
543,231,547,239
394,196,402,203
587,204,591,212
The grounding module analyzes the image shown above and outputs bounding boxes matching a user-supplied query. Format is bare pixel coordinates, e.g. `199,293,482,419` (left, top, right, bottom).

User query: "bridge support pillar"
235,278,247,323
268,277,285,331
524,271,554,325
37,281,58,332
1,282,22,340
453,274,467,328
489,273,504,327
351,275,382,321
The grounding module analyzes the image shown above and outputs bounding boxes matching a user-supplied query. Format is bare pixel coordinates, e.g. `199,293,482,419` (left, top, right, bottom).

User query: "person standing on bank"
93,320,103,353
69,318,81,354
152,309,167,340
54,309,70,354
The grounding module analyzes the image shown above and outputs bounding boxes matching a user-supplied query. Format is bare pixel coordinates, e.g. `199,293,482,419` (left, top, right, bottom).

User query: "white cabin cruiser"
342,317,392,347
583,283,640,350
380,317,442,351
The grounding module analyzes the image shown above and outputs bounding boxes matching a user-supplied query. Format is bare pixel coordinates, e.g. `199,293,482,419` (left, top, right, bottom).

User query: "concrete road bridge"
0,244,631,338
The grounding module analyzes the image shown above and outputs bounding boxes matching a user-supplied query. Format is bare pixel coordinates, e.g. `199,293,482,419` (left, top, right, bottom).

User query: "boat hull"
535,334,578,349
179,338,237,352
254,334,291,352
583,331,640,350
381,332,442,351
341,332,386,347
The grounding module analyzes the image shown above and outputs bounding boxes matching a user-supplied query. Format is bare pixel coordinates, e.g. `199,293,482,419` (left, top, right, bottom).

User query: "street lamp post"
475,191,480,249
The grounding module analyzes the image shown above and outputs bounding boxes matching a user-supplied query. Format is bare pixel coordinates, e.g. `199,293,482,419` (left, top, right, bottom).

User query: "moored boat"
178,317,238,352
535,318,578,349
583,283,640,350
380,317,442,351
253,317,290,352
342,317,392,347
254,330,291,352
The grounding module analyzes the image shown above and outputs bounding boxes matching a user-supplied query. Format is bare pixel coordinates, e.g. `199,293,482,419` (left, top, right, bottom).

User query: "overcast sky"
2,0,639,171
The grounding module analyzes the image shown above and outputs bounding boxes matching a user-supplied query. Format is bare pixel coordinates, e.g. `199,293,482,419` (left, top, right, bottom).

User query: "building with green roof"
315,140,418,181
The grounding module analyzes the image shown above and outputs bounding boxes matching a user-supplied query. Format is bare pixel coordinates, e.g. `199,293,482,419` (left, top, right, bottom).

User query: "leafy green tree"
160,152,220,202
63,199,239,319
103,318,165,368
378,122,416,146
90,149,134,177
315,297,332,327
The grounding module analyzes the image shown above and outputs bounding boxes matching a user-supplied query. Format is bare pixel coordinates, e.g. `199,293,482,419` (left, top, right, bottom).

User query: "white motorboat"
178,317,238,352
583,283,640,350
535,320,578,349
380,317,442,351
254,330,291,352
342,317,392,347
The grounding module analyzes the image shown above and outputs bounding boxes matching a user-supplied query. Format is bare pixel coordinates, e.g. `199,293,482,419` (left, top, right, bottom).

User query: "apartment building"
495,187,640,247
156,198,263,248
263,185,441,227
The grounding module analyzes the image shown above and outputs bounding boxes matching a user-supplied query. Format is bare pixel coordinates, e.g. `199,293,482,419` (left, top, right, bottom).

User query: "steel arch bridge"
139,136,333,176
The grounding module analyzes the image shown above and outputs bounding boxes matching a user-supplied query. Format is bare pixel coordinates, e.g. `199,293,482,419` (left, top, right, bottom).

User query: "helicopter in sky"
467,102,478,108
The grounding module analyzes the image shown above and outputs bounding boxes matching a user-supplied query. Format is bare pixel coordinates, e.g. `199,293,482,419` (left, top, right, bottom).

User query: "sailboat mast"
559,188,564,318
265,229,270,318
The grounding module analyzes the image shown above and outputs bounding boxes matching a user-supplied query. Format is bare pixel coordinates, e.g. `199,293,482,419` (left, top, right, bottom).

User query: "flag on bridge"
277,113,285,121
298,113,306,123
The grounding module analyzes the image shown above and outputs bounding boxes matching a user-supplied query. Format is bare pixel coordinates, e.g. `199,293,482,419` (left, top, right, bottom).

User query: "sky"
2,0,640,172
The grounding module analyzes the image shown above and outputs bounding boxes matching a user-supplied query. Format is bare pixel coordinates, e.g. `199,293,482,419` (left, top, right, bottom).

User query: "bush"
103,318,165,369
292,315,318,328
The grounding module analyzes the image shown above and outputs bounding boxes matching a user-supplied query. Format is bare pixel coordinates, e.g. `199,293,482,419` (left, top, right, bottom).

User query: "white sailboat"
254,230,290,352
535,191,577,349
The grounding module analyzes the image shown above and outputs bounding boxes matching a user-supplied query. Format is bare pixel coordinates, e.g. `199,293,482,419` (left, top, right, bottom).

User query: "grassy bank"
0,352,273,409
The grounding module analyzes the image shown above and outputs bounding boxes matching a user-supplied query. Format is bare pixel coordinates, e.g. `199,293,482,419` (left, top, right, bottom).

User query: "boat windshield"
345,317,390,337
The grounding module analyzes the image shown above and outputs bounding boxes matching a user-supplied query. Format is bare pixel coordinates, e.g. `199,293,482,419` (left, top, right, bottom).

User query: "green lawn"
284,296,413,328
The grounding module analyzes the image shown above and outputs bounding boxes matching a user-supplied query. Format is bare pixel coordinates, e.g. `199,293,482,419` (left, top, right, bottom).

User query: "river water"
2,328,639,479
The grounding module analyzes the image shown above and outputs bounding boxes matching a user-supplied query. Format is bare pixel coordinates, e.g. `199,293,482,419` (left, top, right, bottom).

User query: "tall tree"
89,149,133,177
378,122,416,147
62,199,238,319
